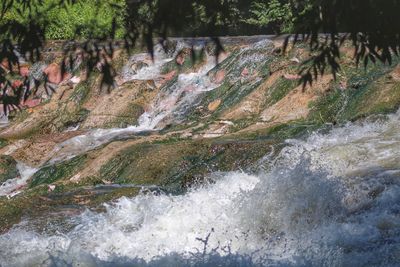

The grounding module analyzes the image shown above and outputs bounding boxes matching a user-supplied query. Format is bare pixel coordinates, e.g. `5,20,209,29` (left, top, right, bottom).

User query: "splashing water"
0,162,37,197
141,54,219,127
2,110,400,266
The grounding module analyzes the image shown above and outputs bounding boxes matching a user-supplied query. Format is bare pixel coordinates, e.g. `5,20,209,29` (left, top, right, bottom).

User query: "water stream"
1,111,400,266
48,45,219,164
0,42,220,196
0,162,37,197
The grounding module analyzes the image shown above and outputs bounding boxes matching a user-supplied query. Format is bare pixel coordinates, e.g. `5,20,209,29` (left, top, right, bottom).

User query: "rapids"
1,111,400,266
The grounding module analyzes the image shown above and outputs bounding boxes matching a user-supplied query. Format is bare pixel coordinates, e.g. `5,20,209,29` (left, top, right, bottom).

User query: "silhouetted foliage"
283,0,400,87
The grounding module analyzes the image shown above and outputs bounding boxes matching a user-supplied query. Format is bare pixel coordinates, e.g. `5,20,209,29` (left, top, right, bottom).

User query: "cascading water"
48,44,219,164
49,38,276,165
0,41,222,197
0,162,37,197
1,110,400,266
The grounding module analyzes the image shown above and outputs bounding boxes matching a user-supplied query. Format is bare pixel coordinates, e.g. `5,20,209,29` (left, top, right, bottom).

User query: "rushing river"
1,110,400,266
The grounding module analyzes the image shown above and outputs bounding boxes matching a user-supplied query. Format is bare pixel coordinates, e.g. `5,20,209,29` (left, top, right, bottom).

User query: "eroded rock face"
81,80,156,129
259,75,334,125
10,131,84,167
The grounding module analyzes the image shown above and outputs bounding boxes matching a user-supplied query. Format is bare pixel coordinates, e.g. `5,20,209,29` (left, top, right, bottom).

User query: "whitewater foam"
1,112,400,266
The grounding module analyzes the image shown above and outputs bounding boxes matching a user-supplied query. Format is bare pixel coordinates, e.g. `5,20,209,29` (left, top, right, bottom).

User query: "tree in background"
245,0,294,34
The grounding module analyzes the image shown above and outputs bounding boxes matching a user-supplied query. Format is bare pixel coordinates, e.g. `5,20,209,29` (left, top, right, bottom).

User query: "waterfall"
47,38,275,164
48,44,219,164
1,111,400,266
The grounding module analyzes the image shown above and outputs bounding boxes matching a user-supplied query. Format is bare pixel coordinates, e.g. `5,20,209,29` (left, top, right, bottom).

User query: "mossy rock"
0,155,19,184
0,138,7,149
69,80,92,104
99,138,275,193
309,61,400,124
102,104,145,128
264,76,298,107
0,198,24,233
29,155,88,188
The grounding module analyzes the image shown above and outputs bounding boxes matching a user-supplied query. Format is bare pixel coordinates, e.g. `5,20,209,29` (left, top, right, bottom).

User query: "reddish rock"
214,70,226,84
0,58,11,72
19,65,30,77
159,70,177,86
241,67,249,77
22,99,41,108
44,63,70,84
176,54,185,65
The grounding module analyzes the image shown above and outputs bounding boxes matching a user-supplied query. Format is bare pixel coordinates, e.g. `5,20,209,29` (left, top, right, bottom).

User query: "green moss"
308,88,345,124
309,61,400,124
0,198,23,233
0,155,18,184
69,80,91,104
99,137,275,193
0,138,8,149
29,155,88,188
265,77,297,107
103,104,144,128
8,109,29,123
230,120,319,142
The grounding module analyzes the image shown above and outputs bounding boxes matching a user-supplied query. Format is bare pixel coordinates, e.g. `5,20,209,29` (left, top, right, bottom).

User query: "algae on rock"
0,155,19,184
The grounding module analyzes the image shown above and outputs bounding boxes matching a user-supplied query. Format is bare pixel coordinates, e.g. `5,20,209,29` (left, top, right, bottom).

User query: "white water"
46,39,274,164
48,47,219,164
2,111,400,266
0,162,37,197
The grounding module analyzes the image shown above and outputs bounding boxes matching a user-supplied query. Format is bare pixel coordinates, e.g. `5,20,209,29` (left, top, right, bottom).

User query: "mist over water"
1,111,400,266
